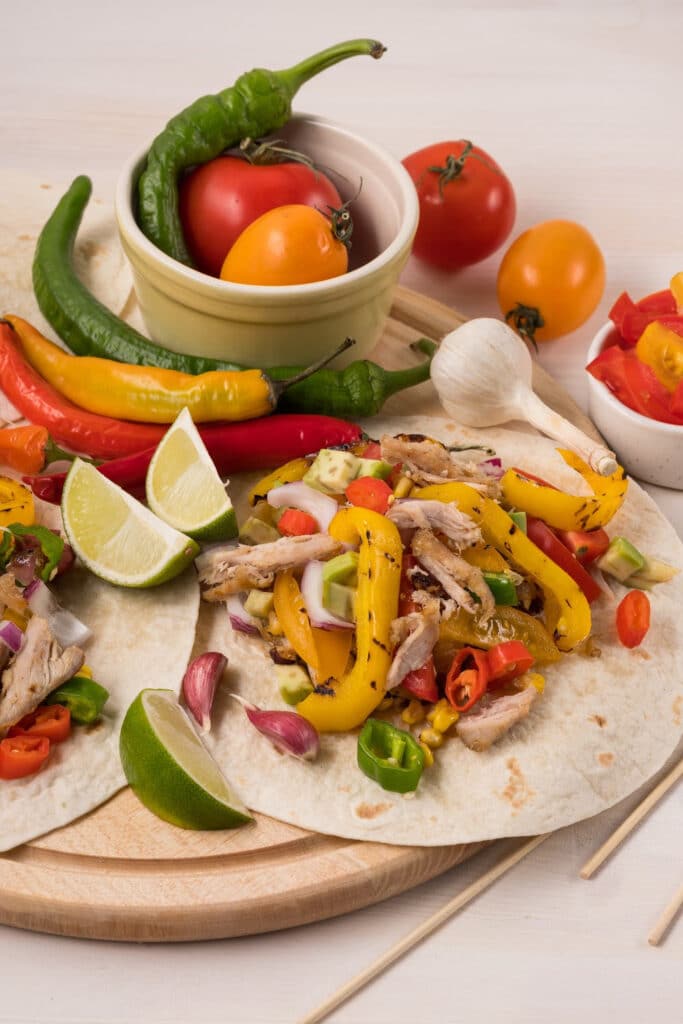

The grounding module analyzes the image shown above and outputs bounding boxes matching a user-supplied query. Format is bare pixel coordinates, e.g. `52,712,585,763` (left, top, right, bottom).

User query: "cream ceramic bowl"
115,114,419,369
586,321,683,489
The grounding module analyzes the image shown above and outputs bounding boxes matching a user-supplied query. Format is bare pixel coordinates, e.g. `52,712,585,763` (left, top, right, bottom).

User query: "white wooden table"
2,3,682,1022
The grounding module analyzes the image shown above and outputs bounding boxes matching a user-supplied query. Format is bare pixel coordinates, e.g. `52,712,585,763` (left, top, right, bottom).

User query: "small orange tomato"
220,204,349,286
496,220,605,343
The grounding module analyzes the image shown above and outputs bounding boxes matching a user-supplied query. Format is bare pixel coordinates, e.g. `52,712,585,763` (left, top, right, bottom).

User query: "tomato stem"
505,303,544,350
324,179,363,249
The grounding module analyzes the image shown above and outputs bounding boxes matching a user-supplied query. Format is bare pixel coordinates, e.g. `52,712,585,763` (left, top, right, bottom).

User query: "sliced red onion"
231,694,319,761
267,482,338,532
182,651,227,732
478,457,504,479
24,578,92,647
0,619,23,653
300,560,354,631
226,594,260,635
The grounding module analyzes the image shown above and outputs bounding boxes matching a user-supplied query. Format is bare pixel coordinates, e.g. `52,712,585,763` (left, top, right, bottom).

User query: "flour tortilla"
195,415,683,845
0,503,199,853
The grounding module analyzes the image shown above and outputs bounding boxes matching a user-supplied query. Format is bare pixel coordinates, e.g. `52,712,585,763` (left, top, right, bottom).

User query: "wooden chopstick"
580,754,683,880
648,883,683,946
297,832,549,1024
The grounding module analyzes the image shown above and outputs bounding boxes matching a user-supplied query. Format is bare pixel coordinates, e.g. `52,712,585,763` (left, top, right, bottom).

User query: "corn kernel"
432,706,460,734
418,741,434,768
419,727,445,749
401,699,425,726
527,672,545,694
79,664,93,679
392,475,414,499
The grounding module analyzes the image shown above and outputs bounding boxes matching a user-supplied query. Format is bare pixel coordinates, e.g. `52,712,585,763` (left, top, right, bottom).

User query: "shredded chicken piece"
456,687,539,752
411,589,456,621
0,615,84,733
386,500,481,551
0,642,11,674
380,434,500,496
386,598,440,690
411,529,495,621
0,572,28,616
197,534,344,601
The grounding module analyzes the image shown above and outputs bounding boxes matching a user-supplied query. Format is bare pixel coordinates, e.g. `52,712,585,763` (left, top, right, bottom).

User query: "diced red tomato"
636,289,677,314
0,734,50,780
445,648,490,712
277,508,319,536
360,441,383,460
586,346,638,410
486,640,535,687
587,345,683,424
526,517,603,603
397,554,439,702
345,476,393,514
609,290,680,347
672,380,683,418
555,528,610,565
616,590,650,648
9,704,71,743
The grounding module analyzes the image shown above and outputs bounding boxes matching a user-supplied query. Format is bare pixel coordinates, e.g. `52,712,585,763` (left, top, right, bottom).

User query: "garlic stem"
523,391,618,476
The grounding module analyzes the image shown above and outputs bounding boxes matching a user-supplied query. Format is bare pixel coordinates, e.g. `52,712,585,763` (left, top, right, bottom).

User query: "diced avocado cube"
508,509,527,533
275,665,314,705
355,457,393,481
303,449,360,494
238,516,281,545
323,581,356,623
244,589,274,619
596,536,645,583
322,551,359,588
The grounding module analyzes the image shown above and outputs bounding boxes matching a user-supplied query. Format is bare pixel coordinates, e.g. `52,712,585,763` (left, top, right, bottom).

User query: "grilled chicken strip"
197,534,344,601
0,642,11,674
387,598,441,690
380,434,500,496
410,529,495,621
0,572,28,616
455,687,539,752
0,615,85,734
387,500,481,551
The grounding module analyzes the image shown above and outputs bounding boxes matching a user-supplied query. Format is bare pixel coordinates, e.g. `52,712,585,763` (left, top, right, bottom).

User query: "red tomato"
277,508,319,537
345,476,393,515
586,346,683,424
402,140,516,270
616,590,650,648
179,156,343,277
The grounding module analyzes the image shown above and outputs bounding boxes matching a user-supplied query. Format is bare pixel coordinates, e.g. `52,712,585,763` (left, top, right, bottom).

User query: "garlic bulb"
430,318,618,476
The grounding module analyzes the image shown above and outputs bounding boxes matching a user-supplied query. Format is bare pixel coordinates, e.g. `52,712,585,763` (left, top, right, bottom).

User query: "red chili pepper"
24,414,363,504
486,640,534,688
526,517,603,603
616,590,651,648
277,508,319,536
345,476,393,514
445,647,490,712
555,528,610,566
8,704,71,744
0,734,50,780
397,554,439,703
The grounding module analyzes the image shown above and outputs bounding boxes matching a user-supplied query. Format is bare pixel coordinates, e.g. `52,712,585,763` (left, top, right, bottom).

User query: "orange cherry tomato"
220,204,349,286
497,220,605,343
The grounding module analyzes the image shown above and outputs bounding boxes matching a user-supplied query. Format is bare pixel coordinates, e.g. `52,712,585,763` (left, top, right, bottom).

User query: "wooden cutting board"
0,287,599,943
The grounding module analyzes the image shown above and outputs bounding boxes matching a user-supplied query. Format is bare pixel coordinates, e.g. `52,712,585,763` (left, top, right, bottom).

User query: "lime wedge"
61,459,199,588
146,407,237,542
120,689,251,830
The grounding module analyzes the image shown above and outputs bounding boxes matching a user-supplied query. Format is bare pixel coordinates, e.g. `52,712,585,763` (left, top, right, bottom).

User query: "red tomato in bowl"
179,156,343,277
402,140,516,270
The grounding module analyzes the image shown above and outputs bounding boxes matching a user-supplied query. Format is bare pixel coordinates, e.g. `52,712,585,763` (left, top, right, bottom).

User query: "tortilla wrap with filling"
194,415,683,845
0,502,199,853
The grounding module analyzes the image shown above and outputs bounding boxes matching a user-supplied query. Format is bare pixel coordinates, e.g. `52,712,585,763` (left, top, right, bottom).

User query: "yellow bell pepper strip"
635,321,683,393
247,458,310,506
670,272,683,310
7,315,350,425
500,451,628,532
311,627,353,683
297,507,402,732
461,543,509,572
273,571,320,673
414,481,591,652
0,477,35,527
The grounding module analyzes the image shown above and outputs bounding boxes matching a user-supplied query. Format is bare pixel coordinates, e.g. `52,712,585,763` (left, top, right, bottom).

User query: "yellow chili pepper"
297,507,402,733
0,476,34,527
414,481,591,652
499,451,627,532
247,458,310,506
635,321,683,393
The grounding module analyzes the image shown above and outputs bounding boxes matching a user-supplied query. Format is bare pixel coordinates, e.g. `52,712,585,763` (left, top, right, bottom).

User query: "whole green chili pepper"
137,39,385,263
357,718,425,793
32,177,436,418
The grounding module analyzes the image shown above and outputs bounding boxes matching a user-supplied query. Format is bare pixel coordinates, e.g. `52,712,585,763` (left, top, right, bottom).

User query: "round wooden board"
0,287,599,943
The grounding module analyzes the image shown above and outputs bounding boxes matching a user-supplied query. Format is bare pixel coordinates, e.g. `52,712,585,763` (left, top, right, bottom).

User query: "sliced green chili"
482,571,519,607
45,676,110,724
357,718,425,793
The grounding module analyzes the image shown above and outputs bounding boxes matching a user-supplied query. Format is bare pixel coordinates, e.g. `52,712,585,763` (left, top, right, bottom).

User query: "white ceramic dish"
115,113,419,369
586,321,683,489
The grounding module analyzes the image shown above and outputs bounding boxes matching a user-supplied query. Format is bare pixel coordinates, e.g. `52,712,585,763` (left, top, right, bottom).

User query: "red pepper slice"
616,590,650,648
277,508,320,537
445,648,490,712
510,467,557,489
587,346,683,424
672,380,683,418
526,517,603,603
397,554,439,702
8,703,71,744
345,476,393,514
486,640,534,687
636,289,677,314
0,734,50,779
555,528,610,565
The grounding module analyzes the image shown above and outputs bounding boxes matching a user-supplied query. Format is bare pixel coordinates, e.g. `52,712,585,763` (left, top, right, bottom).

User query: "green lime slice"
61,458,199,588
119,689,252,830
146,407,237,542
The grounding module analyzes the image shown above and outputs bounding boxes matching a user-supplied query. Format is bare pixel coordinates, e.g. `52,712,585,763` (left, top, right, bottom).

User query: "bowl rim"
115,112,420,302
586,320,683,435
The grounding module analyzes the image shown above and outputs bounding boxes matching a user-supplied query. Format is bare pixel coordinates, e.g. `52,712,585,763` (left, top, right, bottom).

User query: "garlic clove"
182,652,227,732
231,693,320,761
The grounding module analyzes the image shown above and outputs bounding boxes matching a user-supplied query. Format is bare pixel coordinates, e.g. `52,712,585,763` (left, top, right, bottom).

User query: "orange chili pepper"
0,425,51,475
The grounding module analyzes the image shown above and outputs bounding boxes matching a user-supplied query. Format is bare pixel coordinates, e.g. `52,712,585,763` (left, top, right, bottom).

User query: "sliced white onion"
24,578,92,647
267,482,338,532
226,594,260,635
300,561,354,631
0,619,23,653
